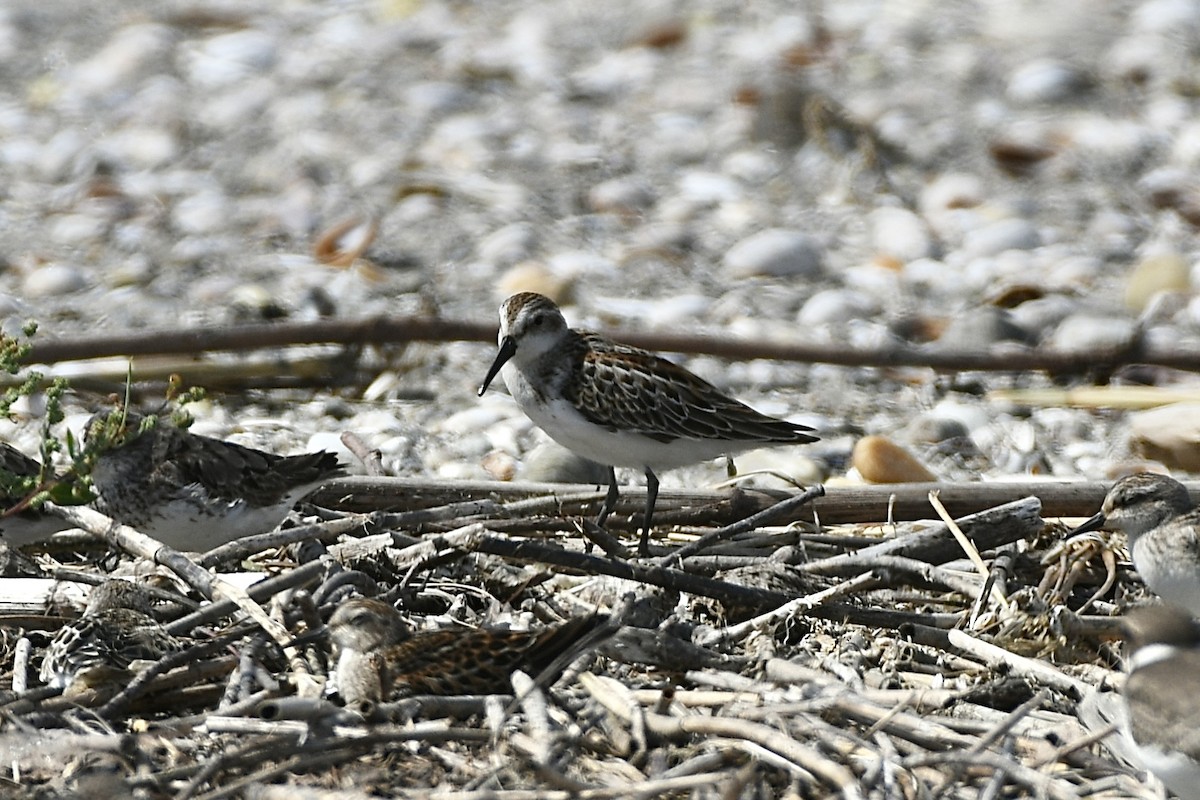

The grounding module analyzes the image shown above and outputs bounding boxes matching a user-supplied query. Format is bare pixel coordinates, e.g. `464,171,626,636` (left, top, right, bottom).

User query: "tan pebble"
852,435,937,483
520,442,609,484
1125,252,1190,311
1129,402,1200,472
496,262,575,306
481,450,517,482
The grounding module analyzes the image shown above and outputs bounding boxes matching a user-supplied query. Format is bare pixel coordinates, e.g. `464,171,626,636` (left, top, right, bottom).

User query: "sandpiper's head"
84,579,154,616
478,293,569,396
327,598,408,653
1070,472,1193,540
1123,604,1200,671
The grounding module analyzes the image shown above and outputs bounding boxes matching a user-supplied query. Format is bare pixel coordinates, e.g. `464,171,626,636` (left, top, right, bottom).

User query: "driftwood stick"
164,561,326,635
452,530,961,631
311,477,1122,525
660,484,826,565
198,514,378,569
50,505,219,597
582,672,861,799
23,313,1200,373
697,572,881,647
943,629,1090,699
799,497,1043,575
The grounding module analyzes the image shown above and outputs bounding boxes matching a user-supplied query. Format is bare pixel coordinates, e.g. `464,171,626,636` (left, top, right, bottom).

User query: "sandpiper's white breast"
1132,533,1200,615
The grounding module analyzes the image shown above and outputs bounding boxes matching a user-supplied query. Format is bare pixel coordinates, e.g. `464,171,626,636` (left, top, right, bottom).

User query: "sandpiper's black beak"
286,626,329,649
1069,511,1107,536
478,335,518,397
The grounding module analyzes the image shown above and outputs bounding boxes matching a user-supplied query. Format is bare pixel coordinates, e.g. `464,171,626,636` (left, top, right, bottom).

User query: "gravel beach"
3,0,1200,795
2,0,1198,485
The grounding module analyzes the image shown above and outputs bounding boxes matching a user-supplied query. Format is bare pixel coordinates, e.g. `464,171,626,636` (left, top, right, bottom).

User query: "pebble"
796,289,879,329
520,442,611,484
1125,251,1191,311
587,177,656,215
0,0,1195,506
496,263,575,305
870,207,935,263
1005,59,1091,104
22,263,88,297
1045,315,1138,352
478,223,537,267
937,307,1031,348
1128,403,1200,472
960,218,1042,259
722,229,826,279
920,173,985,215
851,435,937,483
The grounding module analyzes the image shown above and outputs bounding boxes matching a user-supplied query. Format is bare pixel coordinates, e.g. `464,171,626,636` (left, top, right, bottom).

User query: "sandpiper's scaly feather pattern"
569,332,815,444
326,598,609,707
479,292,818,554
88,412,345,550
39,580,180,689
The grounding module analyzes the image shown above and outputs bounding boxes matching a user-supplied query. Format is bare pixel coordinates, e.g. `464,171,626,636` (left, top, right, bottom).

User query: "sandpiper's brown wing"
566,332,817,445
382,615,609,696
123,417,343,508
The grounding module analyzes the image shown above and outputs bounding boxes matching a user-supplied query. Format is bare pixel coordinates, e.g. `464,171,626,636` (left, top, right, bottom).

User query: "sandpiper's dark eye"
531,314,545,327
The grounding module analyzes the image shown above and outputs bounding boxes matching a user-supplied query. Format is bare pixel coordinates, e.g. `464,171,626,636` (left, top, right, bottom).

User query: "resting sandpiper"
0,442,74,547
87,412,344,551
1070,472,1200,615
478,292,818,555
324,597,609,709
1122,605,1200,799
40,579,180,690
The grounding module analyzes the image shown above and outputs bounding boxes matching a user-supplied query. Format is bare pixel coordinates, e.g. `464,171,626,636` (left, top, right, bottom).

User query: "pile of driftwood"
0,477,1160,799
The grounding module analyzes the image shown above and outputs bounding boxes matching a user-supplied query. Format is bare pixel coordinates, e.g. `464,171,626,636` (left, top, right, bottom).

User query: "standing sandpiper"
0,442,74,547
1121,605,1200,799
1069,473,1200,615
478,292,818,555
40,579,180,690
87,412,344,552
324,597,609,710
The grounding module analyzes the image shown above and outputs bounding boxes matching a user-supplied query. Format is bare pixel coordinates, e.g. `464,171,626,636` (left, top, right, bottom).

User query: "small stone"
937,307,1031,348
49,213,108,246
587,177,655,215
482,450,517,482
1005,295,1079,339
1129,403,1200,471
961,218,1042,258
478,223,536,267
870,207,935,263
1125,251,1191,311
796,289,879,328
496,263,575,305
1046,315,1137,352
22,263,88,297
722,229,825,279
520,442,610,484
920,173,984,214
852,435,937,483
1006,59,1091,104
903,415,970,445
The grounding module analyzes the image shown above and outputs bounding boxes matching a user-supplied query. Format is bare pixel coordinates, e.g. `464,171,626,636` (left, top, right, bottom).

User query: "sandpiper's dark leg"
596,466,619,527
639,468,659,556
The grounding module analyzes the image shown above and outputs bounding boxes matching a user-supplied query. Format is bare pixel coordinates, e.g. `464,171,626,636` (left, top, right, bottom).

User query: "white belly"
1132,741,1200,800
502,362,743,471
